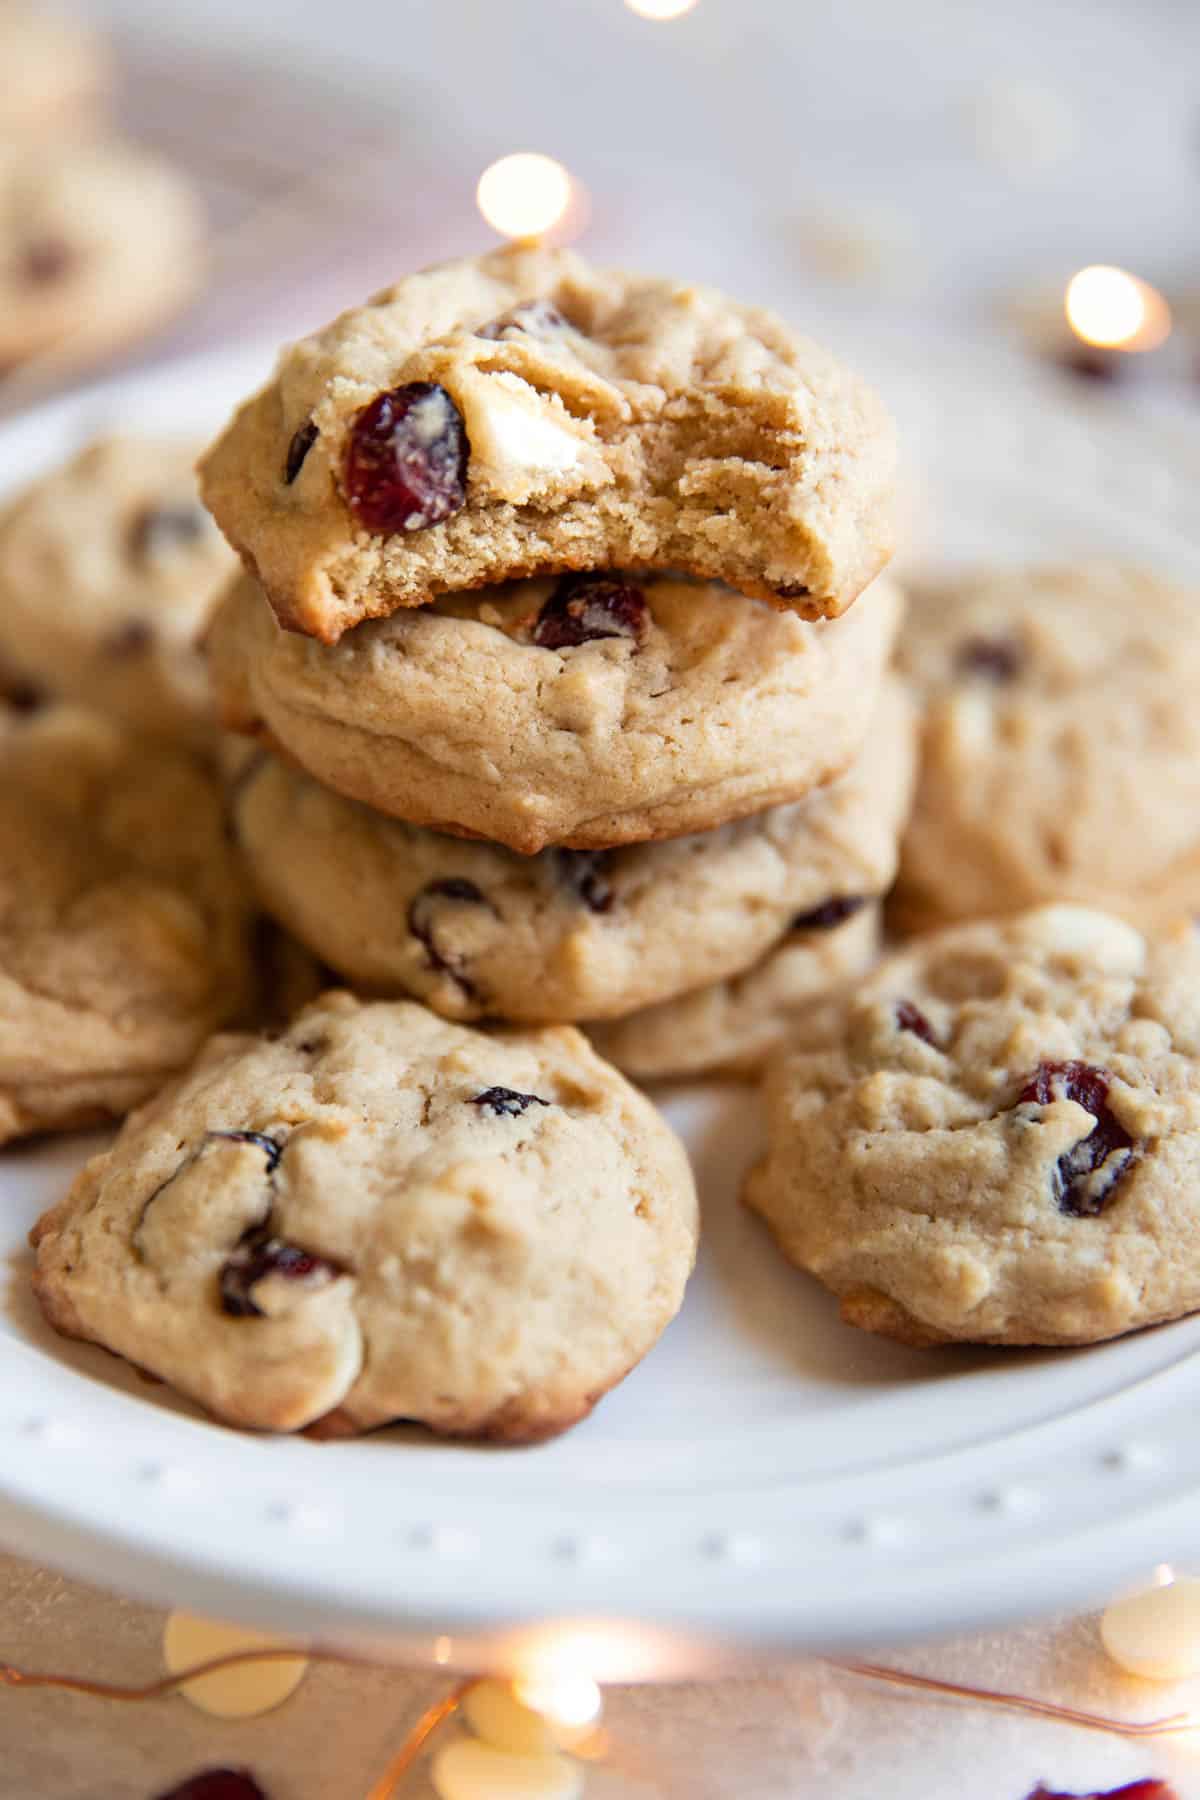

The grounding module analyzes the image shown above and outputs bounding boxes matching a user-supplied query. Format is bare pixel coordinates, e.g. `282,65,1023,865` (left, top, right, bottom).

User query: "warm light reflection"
1154,1563,1177,1588
625,0,698,16
513,1668,603,1730
476,153,572,241
1064,264,1172,351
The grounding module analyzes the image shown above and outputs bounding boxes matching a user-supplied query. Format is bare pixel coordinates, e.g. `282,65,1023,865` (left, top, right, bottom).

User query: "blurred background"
4,0,1198,407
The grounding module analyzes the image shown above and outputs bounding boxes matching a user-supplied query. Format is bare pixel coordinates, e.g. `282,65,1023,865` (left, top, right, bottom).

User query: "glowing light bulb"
625,0,699,16
476,154,573,242
513,1669,603,1731
1064,265,1172,353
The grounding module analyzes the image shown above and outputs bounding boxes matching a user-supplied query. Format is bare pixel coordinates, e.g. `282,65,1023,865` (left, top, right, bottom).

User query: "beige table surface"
2,1550,1198,1799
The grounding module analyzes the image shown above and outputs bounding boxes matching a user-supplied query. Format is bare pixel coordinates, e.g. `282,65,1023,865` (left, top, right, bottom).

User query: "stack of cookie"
200,244,913,1078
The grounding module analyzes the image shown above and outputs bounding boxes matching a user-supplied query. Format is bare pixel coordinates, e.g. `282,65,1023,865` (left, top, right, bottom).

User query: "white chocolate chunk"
1016,905,1146,972
162,1610,308,1717
455,371,607,503
431,1736,584,1800
1101,1577,1200,1681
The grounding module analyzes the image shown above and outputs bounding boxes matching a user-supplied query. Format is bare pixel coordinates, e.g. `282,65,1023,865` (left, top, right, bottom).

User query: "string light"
476,154,573,242
1064,265,1172,353
513,1671,603,1732
624,0,699,18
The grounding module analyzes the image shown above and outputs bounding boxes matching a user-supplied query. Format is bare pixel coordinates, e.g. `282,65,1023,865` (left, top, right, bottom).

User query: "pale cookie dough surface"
227,676,912,1023
0,705,253,1145
210,570,904,854
32,993,699,1442
0,437,234,740
199,245,897,641
893,564,1200,935
590,901,881,1082
745,906,1200,1348
0,139,202,371
0,3,112,138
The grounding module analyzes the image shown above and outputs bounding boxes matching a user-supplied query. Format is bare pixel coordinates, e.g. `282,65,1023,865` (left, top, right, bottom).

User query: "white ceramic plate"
3,339,1200,1678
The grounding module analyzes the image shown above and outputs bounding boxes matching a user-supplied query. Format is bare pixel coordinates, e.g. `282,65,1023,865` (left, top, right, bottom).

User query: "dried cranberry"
1057,347,1124,383
472,1087,550,1117
23,238,74,285
4,678,42,714
476,299,568,340
1015,1060,1136,1217
554,849,615,914
128,502,208,561
103,618,154,657
532,573,647,650
407,878,498,999
344,382,469,533
792,895,867,931
1026,1782,1178,1800
284,420,318,485
774,581,811,599
956,635,1024,682
895,1000,937,1045
154,1771,268,1800
208,1130,285,1172
219,1227,339,1318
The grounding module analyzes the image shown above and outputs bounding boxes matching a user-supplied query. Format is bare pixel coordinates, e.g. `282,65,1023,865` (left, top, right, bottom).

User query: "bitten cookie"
199,245,896,640
589,899,881,1082
32,993,699,1443
0,437,233,741
893,564,1200,934
745,906,1200,1348
0,704,253,1144
209,569,904,853
226,675,913,1023
0,139,202,372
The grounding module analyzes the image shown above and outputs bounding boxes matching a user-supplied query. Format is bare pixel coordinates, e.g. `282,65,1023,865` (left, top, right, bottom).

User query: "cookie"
745,905,1200,1347
0,139,202,373
32,992,699,1442
0,437,234,741
589,899,881,1081
199,245,897,642
0,705,253,1145
226,673,913,1022
893,564,1200,935
0,3,112,138
209,569,904,854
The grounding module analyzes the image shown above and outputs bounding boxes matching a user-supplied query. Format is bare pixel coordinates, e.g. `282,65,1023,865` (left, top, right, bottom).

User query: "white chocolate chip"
431,1736,584,1800
1016,906,1146,973
1101,1577,1200,1681
162,1610,308,1718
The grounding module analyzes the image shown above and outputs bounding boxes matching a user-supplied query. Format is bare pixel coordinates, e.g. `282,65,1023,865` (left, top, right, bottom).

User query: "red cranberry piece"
895,1000,937,1045
208,1129,285,1172
956,635,1024,682
23,238,75,285
219,1226,340,1318
476,299,568,341
532,573,647,650
284,420,318,485
553,849,615,913
1026,1783,1178,1800
774,581,811,599
472,1087,550,1117
1015,1060,1135,1217
793,895,867,931
128,502,208,561
344,382,469,533
155,1773,268,1800
407,877,498,999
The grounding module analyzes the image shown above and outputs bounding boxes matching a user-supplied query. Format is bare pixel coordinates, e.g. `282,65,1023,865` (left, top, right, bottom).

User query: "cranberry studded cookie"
209,569,904,853
0,438,234,741
32,993,699,1442
199,246,897,641
0,705,253,1144
893,564,1200,935
746,906,1200,1347
0,140,202,373
225,675,914,1023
